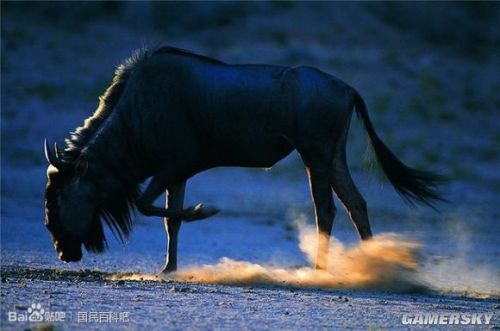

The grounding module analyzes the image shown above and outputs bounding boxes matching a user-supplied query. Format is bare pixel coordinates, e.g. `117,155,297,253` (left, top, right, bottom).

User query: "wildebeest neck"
77,115,143,247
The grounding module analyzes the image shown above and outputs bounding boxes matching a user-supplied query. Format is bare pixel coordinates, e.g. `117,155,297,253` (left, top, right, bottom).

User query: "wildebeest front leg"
162,182,185,273
137,174,219,221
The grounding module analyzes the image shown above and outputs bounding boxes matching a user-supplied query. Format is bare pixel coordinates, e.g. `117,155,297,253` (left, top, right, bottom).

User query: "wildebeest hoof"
183,203,220,222
160,266,177,274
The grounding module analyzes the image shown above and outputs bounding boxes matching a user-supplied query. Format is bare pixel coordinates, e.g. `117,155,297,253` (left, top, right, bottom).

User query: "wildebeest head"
44,140,106,262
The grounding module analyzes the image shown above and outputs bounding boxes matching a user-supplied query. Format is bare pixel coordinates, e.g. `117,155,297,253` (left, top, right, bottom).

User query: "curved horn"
44,139,70,170
54,142,63,158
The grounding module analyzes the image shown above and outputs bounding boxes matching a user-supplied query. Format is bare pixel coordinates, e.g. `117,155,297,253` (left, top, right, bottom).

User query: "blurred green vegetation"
366,2,500,59
146,2,261,32
2,1,123,21
2,1,499,185
371,93,393,115
25,82,59,101
3,2,499,63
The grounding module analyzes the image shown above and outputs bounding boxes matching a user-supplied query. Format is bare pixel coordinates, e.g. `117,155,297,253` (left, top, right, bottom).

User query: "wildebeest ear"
74,158,88,177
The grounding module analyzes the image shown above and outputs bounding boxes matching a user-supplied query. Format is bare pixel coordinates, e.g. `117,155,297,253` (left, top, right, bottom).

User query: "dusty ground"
1,3,499,330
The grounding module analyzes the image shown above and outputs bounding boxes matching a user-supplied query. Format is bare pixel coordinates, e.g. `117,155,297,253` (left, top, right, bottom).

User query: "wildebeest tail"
353,91,446,208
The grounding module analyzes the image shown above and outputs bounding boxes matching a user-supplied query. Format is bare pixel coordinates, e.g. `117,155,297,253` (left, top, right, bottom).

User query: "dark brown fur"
44,46,444,270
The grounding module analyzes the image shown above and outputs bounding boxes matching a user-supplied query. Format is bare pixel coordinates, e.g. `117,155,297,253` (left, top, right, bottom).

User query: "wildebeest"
44,46,444,272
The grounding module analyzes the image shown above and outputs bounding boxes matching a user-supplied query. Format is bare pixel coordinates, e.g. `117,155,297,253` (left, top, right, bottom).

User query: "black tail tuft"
353,92,447,209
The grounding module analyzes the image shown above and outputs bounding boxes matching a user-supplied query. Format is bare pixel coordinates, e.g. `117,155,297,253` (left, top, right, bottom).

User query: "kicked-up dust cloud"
419,217,500,298
112,219,428,293
112,215,500,297
165,227,424,293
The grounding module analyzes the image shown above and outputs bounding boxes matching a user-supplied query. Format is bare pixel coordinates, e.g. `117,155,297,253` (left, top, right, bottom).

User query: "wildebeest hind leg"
331,152,372,240
162,182,185,273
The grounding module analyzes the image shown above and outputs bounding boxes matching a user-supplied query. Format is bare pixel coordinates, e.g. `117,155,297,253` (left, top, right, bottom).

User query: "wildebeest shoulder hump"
152,46,226,65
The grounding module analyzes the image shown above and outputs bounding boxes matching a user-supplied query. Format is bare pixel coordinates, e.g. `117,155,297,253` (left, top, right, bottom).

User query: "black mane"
59,46,224,252
63,46,222,161
63,48,150,160
60,48,153,250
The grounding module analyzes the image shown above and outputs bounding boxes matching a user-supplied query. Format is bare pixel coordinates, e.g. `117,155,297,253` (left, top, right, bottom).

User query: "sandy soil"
1,3,499,330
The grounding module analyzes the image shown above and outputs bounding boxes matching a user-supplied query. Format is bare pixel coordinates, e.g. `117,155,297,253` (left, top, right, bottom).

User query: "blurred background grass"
1,1,499,199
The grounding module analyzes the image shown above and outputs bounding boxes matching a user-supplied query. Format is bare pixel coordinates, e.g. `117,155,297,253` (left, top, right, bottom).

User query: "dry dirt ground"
1,3,499,330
